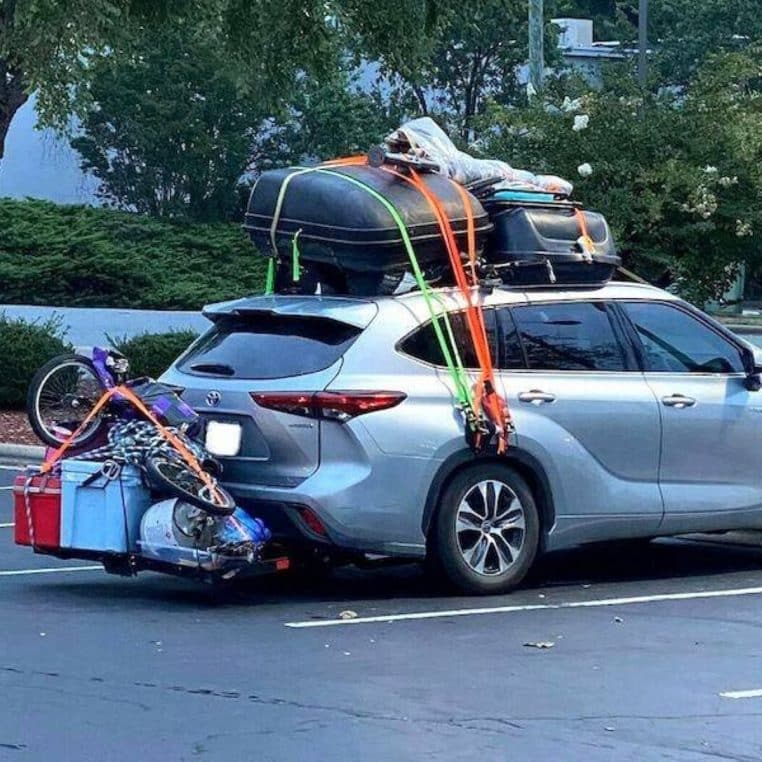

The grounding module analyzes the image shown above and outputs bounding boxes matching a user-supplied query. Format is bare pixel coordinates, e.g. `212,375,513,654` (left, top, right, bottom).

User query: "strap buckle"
101,460,122,481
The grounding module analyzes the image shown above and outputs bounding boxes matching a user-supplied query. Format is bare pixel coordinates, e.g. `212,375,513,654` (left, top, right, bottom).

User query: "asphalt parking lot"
2,466,762,761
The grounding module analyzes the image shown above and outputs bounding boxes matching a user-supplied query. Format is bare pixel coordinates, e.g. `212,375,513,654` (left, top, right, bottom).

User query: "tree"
481,48,761,305
0,0,183,159
553,0,762,87
252,66,403,172
71,24,262,220
339,0,559,141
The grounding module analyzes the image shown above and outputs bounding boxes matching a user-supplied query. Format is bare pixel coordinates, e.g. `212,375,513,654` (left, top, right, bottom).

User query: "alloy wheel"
455,479,526,576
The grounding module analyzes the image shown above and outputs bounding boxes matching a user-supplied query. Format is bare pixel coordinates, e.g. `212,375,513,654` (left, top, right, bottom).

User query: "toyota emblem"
206,391,221,407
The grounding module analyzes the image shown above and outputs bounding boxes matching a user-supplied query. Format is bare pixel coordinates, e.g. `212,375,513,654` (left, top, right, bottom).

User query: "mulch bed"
0,409,42,447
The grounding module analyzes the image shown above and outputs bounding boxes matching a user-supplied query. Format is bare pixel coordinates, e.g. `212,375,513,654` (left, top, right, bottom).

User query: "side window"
511,302,627,371
400,309,498,368
496,308,527,369
622,302,744,374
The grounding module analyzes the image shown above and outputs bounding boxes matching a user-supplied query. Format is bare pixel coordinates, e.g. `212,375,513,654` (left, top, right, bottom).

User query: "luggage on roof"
480,195,620,288
244,164,492,295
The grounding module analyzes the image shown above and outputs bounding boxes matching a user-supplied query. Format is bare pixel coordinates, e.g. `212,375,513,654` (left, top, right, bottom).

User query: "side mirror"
741,346,762,391
746,373,762,392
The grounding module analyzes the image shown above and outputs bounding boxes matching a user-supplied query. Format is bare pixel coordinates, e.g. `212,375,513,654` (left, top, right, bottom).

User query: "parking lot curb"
0,442,45,464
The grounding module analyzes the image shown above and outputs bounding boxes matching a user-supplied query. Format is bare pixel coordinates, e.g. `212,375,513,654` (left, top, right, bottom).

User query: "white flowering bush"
479,47,761,305
572,114,589,132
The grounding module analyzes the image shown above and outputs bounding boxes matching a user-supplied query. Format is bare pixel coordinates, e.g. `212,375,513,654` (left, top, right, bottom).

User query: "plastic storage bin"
13,474,62,548
60,461,152,552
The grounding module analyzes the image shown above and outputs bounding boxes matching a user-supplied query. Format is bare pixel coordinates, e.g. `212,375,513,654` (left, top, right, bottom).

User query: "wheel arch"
422,447,556,550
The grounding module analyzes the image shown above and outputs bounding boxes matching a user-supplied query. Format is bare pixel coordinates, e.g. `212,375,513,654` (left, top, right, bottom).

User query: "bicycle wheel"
26,354,107,448
145,453,236,516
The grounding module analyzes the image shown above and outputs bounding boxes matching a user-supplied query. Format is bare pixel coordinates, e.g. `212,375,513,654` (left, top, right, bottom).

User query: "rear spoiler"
202,295,379,329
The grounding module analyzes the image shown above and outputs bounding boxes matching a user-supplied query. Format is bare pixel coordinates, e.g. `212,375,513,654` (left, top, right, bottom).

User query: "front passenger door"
620,300,762,522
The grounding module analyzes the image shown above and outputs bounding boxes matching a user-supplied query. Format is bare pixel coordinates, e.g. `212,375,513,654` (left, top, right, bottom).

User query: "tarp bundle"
386,117,573,196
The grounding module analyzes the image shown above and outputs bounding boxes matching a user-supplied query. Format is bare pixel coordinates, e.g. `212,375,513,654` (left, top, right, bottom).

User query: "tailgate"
162,297,377,488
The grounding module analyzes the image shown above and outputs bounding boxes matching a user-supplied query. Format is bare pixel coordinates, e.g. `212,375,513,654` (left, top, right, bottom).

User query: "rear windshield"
178,314,361,379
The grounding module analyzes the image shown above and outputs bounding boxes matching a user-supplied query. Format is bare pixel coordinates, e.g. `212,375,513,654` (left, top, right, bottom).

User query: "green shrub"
108,330,200,379
0,199,267,309
0,313,71,408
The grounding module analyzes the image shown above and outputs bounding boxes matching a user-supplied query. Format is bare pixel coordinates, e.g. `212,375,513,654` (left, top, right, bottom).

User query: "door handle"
661,394,696,409
518,390,556,405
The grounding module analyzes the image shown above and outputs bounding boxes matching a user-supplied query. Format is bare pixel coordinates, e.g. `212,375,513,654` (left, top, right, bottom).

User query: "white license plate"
205,421,242,457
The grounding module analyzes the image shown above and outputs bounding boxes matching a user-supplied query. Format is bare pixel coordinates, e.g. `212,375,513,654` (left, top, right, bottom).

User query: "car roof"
202,281,678,328
203,294,378,328
373,280,679,323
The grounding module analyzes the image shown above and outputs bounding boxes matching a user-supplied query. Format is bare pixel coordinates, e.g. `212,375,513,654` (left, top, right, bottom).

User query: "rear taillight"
251,391,406,422
298,506,328,537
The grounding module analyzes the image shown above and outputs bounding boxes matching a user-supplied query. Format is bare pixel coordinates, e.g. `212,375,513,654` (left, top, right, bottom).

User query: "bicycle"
27,347,235,516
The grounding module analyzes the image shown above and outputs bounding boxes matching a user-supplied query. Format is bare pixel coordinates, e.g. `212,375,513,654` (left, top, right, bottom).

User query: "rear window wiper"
189,362,236,376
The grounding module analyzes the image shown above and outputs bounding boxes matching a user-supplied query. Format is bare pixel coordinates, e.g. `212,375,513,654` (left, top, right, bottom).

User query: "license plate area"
205,420,242,457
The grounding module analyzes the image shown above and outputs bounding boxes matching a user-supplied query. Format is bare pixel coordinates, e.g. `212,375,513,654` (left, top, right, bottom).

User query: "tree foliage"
71,24,261,220
340,0,556,140
481,48,761,304
252,67,402,171
107,330,199,378
0,312,70,407
0,0,182,157
2,0,761,305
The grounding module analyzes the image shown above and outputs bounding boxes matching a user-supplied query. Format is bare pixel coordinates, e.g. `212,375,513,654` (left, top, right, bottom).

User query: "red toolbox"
13,473,62,549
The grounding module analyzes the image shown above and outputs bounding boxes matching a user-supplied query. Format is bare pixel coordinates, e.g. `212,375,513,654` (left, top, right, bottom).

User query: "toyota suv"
160,282,762,594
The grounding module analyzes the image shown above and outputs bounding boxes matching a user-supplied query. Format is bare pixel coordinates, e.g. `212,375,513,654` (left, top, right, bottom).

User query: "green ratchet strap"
265,168,315,295
313,167,473,410
264,257,276,295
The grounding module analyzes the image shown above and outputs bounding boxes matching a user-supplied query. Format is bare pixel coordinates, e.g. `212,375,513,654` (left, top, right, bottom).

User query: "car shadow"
15,535,762,612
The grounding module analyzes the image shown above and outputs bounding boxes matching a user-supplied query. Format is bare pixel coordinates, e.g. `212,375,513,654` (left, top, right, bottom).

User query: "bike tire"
26,354,107,449
145,454,236,516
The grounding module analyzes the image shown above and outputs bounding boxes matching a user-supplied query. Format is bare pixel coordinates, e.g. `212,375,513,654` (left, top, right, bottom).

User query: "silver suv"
160,282,762,594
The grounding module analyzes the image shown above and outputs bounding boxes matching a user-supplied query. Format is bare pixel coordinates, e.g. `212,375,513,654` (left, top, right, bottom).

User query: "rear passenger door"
495,299,664,525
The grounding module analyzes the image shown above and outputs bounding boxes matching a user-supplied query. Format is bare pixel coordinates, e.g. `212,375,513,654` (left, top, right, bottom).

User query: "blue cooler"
60,461,152,552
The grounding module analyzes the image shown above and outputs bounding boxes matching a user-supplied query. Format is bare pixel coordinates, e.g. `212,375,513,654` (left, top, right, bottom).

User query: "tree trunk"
0,58,28,160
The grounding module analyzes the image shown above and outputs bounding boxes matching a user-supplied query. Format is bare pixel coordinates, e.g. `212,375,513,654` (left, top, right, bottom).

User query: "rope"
263,156,509,449
69,420,205,467
265,167,315,295
23,473,36,548
574,208,595,262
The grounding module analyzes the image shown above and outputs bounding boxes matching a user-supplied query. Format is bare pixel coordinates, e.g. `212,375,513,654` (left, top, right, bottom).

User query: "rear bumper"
224,453,437,559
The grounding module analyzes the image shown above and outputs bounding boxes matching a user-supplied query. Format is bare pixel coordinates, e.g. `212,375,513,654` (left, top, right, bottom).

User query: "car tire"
432,464,540,595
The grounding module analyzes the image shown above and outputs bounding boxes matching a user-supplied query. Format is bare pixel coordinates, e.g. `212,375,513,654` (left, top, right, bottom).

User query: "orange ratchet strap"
40,386,227,507
404,169,511,452
314,153,512,452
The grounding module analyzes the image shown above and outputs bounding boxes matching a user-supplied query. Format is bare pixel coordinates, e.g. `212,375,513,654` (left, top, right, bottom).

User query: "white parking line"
0,486,14,491
0,565,101,577
720,688,762,700
0,522,14,528
285,585,762,628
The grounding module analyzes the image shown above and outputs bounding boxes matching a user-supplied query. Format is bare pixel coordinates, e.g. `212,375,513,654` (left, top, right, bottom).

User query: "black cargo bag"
482,198,620,287
244,164,492,294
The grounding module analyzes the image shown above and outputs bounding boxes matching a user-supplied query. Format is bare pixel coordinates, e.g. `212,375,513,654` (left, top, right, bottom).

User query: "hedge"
0,199,266,309
108,330,200,379
0,312,71,408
